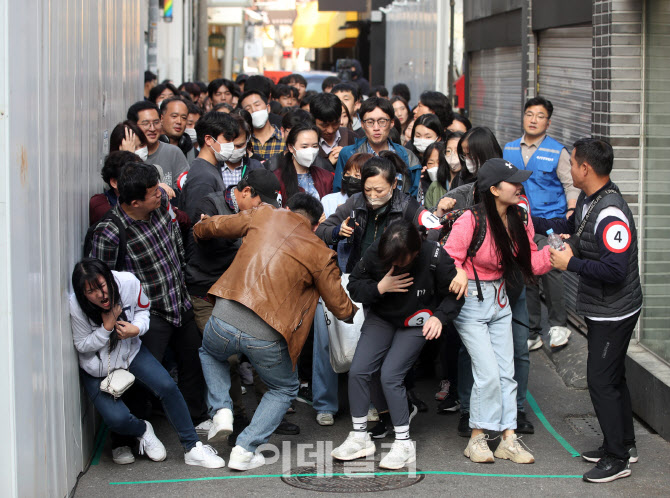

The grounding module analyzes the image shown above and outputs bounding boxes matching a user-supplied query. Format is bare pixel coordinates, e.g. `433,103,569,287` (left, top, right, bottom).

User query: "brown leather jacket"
193,205,358,366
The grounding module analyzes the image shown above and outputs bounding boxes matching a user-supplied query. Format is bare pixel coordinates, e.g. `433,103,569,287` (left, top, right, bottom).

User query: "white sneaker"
379,439,416,469
331,431,376,461
185,441,225,468
494,434,535,464
528,336,543,351
138,421,166,462
112,446,135,465
208,408,233,443
367,407,380,422
316,412,335,426
228,445,265,471
463,433,494,463
195,419,214,436
549,326,571,348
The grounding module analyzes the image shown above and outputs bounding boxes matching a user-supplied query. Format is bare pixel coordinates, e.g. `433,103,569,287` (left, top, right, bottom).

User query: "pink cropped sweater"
443,210,552,281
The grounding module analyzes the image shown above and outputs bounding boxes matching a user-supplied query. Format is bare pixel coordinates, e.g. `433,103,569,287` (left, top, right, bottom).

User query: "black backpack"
83,211,128,271
438,203,528,302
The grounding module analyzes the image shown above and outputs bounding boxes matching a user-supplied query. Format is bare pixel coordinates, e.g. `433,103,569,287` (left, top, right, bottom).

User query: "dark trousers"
439,322,461,385
585,310,640,460
141,309,208,422
349,312,426,428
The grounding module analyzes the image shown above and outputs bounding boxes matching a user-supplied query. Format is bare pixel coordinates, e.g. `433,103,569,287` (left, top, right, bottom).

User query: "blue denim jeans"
312,300,338,415
458,286,529,413
81,344,199,451
454,279,517,431
199,316,299,452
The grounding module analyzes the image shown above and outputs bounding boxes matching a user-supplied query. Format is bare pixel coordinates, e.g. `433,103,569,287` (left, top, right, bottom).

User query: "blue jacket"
503,135,566,219
333,137,422,199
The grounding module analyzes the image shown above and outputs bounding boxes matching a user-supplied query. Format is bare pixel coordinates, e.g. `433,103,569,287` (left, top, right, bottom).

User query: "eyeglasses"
458,153,473,162
362,118,390,128
524,112,548,120
138,120,161,129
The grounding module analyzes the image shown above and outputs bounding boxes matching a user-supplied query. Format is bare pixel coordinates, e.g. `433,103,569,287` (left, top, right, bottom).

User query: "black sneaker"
296,386,313,405
274,418,300,435
582,445,639,464
368,420,389,439
437,392,461,413
583,455,631,483
457,411,471,437
516,411,535,434
408,390,428,413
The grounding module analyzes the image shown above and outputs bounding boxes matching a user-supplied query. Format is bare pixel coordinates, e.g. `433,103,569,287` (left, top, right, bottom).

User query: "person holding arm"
533,139,642,483
446,158,552,464
331,220,463,469
70,259,223,469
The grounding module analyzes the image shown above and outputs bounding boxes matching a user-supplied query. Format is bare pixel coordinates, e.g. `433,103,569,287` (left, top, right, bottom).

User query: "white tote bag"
323,274,365,373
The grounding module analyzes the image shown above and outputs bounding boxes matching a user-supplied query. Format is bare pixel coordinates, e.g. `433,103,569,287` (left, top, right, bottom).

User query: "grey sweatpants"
348,311,427,427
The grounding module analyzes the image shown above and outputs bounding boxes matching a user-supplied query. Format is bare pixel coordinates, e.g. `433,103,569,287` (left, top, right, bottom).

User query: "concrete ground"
74,334,670,497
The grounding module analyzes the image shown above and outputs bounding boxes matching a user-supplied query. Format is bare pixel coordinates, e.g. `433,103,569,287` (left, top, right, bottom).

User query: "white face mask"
227,146,247,164
156,100,164,109
251,109,269,129
211,139,234,162
293,147,319,168
135,146,148,161
184,128,197,143
413,138,436,153
465,158,477,173
446,154,461,172
427,167,439,182
366,189,393,208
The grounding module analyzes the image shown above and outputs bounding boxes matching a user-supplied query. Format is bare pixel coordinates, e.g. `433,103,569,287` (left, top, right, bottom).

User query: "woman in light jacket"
70,258,223,469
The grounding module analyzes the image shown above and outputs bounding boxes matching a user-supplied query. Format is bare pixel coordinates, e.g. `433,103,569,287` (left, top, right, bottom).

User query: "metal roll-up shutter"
469,46,523,145
538,25,592,330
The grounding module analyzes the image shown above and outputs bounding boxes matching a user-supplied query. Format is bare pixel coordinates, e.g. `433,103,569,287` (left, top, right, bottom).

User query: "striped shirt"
89,189,191,326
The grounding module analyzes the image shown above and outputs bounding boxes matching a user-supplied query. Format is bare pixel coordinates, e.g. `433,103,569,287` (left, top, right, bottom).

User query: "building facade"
464,0,670,441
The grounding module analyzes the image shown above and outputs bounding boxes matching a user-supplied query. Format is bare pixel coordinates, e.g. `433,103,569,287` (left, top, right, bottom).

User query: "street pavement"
74,333,670,497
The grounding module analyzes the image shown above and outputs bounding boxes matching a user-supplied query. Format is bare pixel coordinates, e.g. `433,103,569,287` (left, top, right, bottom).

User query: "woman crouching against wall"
70,258,224,468
446,158,552,464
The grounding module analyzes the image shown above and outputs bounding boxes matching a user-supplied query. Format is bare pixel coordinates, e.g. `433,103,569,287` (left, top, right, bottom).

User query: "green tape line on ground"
110,470,582,485
90,423,109,466
527,390,580,458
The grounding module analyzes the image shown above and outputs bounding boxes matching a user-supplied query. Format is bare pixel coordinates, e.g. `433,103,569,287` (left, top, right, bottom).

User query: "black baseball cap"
477,158,532,192
244,169,282,208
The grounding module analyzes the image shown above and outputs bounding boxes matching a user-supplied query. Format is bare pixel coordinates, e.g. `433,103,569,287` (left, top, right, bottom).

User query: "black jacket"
181,156,264,222
316,190,425,273
348,239,463,327
184,189,241,296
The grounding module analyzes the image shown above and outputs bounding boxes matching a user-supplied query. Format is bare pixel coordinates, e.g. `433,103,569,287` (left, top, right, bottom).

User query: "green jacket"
424,181,448,211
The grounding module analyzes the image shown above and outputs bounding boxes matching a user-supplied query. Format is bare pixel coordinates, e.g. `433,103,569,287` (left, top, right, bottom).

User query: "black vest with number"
574,182,642,318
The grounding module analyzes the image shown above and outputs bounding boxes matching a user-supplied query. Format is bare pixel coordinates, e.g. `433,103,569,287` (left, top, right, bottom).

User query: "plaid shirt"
250,125,285,160
221,163,244,190
89,190,191,326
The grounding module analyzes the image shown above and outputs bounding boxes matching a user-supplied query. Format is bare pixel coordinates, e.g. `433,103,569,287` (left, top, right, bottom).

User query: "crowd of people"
71,67,642,483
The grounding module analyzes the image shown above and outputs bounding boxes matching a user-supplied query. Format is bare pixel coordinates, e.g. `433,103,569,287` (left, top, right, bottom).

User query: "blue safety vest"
503,135,566,218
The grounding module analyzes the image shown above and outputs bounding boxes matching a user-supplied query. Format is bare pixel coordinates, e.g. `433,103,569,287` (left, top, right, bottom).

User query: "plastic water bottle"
546,229,566,251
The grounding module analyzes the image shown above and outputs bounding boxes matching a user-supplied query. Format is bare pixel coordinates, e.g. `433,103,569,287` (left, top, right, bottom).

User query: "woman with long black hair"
274,122,333,203
70,258,223,468
331,220,462,469
446,159,551,464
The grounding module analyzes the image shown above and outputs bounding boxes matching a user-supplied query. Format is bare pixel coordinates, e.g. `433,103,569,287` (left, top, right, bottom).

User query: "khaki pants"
192,295,268,418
